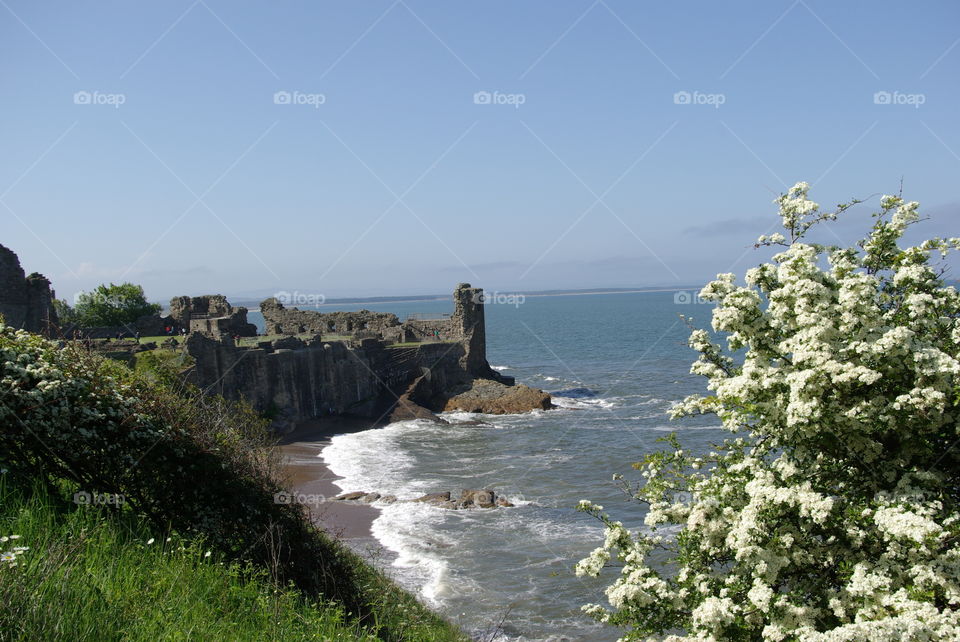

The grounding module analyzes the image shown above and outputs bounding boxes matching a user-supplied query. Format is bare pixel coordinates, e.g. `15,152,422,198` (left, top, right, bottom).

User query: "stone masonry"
169,294,257,338
0,244,58,335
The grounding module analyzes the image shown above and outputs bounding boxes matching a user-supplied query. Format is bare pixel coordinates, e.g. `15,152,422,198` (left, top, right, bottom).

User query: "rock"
388,374,448,424
443,378,553,414
335,491,366,501
496,497,515,508
360,492,381,503
414,492,451,504
437,501,459,510
380,495,397,504
133,342,157,353
459,489,496,509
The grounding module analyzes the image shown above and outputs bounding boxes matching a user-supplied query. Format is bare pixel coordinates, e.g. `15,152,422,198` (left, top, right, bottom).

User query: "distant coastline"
224,285,703,310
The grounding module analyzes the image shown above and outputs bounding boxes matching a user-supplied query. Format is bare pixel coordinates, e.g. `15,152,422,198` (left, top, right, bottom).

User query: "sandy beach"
277,417,382,540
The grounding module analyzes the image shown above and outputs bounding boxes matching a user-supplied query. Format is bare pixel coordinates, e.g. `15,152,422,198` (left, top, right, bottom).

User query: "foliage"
51,299,76,325
0,325,465,641
73,282,161,328
133,347,194,388
576,183,960,640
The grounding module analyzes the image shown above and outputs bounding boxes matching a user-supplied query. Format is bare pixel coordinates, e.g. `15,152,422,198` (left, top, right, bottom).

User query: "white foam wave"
550,396,616,410
371,502,460,605
490,365,511,371
321,419,445,495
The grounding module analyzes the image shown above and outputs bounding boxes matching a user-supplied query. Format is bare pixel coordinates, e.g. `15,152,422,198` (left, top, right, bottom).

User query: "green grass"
0,480,373,641
132,334,354,347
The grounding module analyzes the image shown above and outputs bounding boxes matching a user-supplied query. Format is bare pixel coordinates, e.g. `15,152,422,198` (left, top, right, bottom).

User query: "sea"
249,290,725,641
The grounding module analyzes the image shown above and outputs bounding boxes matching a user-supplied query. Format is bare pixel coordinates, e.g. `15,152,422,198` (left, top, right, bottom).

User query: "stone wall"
260,299,402,339
186,331,468,416
185,334,388,420
0,244,58,335
185,283,516,425
169,294,257,338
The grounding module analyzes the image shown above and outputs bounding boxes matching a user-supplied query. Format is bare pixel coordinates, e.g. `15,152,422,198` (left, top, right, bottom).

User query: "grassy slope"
0,482,373,641
0,480,467,642
0,326,467,641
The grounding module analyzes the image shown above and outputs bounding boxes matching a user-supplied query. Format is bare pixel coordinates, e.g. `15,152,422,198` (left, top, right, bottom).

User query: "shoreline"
277,416,382,540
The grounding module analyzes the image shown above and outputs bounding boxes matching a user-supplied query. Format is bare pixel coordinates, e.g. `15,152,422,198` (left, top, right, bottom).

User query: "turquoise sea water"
257,291,724,640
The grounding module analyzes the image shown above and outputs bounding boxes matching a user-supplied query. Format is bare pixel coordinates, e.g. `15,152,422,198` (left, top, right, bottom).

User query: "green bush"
0,323,464,641
72,283,161,327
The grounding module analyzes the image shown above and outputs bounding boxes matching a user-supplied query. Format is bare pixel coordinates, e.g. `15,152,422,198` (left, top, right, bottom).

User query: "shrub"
576,183,960,640
0,325,464,641
73,282,161,327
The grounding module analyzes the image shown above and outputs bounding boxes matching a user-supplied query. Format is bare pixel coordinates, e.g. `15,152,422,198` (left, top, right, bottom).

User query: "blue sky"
2,1,958,302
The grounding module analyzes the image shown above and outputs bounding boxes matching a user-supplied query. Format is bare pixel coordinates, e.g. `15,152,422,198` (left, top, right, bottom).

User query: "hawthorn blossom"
576,183,960,640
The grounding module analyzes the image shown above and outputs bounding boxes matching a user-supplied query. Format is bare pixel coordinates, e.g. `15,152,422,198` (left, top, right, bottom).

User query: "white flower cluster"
576,184,960,640
0,535,28,567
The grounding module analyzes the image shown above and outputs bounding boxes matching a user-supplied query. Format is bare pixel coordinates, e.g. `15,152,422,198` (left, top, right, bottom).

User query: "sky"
2,1,958,303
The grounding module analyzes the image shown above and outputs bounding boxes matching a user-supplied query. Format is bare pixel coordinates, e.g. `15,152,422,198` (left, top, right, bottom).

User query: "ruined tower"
0,244,58,335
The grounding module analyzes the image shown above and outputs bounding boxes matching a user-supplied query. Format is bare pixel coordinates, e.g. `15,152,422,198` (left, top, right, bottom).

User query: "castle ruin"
0,244,58,335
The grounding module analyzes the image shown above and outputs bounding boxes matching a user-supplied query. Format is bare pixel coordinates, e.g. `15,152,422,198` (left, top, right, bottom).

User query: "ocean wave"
550,396,616,410
491,365,511,371
321,419,446,495
371,502,462,605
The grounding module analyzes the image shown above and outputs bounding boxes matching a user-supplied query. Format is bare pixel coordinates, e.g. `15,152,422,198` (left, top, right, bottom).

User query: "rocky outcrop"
442,378,553,414
335,488,515,509
0,244,58,335
387,374,448,424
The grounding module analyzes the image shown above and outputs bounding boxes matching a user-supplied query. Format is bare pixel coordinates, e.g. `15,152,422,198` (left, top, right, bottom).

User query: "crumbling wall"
185,284,506,424
169,294,257,338
0,244,58,335
260,298,401,338
185,333,389,419
451,283,494,377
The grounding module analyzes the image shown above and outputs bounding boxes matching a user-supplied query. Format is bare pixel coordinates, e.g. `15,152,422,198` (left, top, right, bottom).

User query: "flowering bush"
0,327,344,599
0,326,467,639
577,183,960,640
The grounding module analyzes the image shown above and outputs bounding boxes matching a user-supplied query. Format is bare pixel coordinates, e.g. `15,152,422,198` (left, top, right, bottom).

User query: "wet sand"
277,416,382,540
